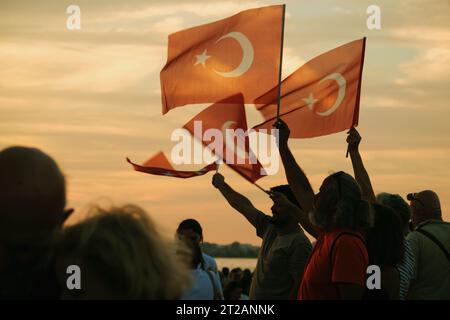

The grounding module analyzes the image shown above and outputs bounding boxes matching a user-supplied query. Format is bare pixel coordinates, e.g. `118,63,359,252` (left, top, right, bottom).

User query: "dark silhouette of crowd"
0,119,449,299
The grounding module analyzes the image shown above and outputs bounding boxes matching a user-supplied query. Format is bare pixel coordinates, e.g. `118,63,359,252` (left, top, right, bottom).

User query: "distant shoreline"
202,242,259,259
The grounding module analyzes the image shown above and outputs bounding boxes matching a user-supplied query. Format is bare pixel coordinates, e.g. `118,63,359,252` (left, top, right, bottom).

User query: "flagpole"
254,181,270,195
215,159,220,173
346,37,366,158
276,4,286,119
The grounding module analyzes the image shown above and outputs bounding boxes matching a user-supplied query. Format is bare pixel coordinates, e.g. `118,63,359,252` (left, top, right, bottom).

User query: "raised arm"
274,119,315,214
212,173,261,228
346,127,376,203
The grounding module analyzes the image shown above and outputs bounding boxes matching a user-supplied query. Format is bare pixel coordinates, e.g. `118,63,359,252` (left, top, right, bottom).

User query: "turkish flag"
253,38,366,138
127,152,217,178
160,5,284,114
183,94,266,183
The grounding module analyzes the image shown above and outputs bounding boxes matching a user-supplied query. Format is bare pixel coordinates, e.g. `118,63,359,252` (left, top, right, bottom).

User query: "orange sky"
1,0,449,245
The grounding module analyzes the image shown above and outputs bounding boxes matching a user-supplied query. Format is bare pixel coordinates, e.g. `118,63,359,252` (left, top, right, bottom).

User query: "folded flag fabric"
183,94,266,183
127,151,217,178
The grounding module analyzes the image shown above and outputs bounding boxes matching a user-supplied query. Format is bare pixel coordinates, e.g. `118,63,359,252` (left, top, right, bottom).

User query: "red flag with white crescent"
183,94,266,183
160,5,284,114
127,151,217,178
254,38,366,138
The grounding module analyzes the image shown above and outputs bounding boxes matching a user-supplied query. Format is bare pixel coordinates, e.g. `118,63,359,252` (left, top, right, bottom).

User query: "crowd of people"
0,119,449,299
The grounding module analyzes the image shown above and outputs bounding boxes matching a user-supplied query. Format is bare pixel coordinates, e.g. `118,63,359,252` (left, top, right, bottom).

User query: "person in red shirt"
272,119,371,300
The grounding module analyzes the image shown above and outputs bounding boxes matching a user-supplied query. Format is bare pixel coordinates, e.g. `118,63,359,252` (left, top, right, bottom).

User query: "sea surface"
215,257,257,271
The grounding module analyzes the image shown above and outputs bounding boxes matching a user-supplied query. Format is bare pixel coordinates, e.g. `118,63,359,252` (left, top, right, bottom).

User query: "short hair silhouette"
377,192,411,226
177,219,203,237
0,146,66,239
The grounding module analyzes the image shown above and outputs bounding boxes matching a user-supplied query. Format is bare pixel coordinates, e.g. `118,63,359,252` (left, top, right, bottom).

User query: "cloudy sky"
1,0,449,244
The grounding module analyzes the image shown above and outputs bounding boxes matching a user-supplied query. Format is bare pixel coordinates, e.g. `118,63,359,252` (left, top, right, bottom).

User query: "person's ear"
61,208,74,225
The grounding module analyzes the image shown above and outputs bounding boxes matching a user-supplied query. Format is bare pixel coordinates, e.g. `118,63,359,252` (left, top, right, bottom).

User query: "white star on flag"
194,49,211,67
303,93,318,110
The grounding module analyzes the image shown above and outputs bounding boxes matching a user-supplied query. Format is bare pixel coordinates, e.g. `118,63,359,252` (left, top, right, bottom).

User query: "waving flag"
160,5,284,114
127,152,217,178
183,94,266,183
254,38,366,138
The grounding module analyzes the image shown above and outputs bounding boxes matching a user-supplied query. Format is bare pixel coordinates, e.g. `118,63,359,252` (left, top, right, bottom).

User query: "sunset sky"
1,0,449,245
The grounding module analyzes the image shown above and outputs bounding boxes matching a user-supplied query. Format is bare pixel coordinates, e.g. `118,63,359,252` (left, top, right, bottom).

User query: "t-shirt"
298,229,368,300
406,220,450,299
201,253,218,272
397,238,415,300
249,212,312,300
181,269,223,300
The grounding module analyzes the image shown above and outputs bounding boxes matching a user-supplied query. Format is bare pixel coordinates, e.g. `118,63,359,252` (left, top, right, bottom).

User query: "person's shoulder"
328,230,367,254
256,211,273,224
291,228,312,246
202,253,217,269
325,229,365,244
202,252,214,261
202,253,216,263
425,220,450,230
406,230,421,241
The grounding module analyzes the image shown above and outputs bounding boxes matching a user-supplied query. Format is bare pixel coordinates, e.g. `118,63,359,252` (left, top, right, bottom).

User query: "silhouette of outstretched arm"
269,191,319,239
346,127,376,203
274,119,316,215
212,172,261,228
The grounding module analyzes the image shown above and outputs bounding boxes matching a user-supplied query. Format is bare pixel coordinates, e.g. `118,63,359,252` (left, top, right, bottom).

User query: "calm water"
215,257,258,271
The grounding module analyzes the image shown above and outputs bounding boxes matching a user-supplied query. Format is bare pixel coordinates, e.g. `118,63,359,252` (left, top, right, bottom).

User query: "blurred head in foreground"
0,146,69,244
0,146,70,298
56,205,190,299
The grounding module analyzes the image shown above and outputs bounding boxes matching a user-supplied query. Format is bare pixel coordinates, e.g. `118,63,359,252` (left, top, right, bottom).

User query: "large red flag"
127,152,217,178
253,38,366,138
183,94,266,183
160,5,284,114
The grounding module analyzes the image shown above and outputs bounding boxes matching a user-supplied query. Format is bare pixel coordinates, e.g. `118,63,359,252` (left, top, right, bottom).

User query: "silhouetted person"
229,267,242,283
176,219,218,273
406,190,450,299
347,128,412,299
241,268,252,296
223,281,243,300
274,119,371,300
180,233,223,300
365,203,405,299
212,173,312,300
0,146,72,299
57,205,189,299
377,192,415,300
221,267,230,288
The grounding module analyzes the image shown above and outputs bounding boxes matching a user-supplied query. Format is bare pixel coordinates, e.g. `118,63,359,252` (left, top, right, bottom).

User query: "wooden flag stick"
276,4,286,119
347,38,366,158
215,159,220,173
254,182,270,195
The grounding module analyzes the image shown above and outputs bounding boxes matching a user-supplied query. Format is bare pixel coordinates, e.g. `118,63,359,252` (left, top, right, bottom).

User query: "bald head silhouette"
408,189,442,228
0,146,68,242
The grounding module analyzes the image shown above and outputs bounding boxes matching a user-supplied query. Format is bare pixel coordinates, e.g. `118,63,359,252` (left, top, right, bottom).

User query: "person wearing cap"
406,190,450,299
211,173,312,300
